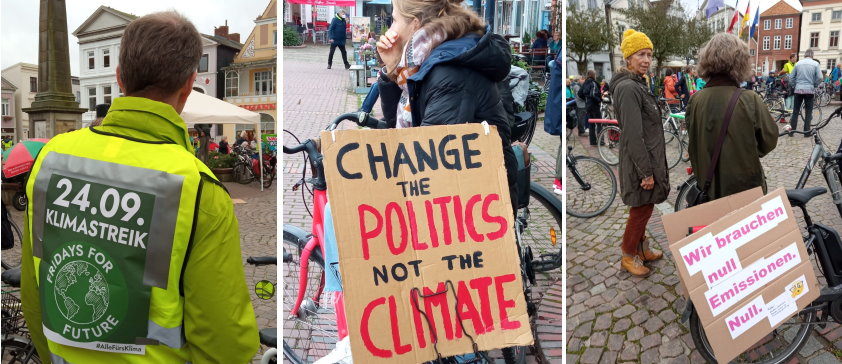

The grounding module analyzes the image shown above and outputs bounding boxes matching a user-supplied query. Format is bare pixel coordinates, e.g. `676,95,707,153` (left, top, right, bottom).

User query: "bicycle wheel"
12,191,26,212
566,156,617,218
2,217,23,270
234,162,254,184
664,131,682,170
283,340,304,364
282,226,338,363
1,337,41,364
673,175,698,212
689,303,815,364
262,170,275,189
515,96,539,145
520,184,563,272
596,125,621,166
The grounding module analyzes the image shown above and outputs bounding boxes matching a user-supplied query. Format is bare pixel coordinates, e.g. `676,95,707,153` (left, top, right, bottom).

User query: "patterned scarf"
393,28,446,128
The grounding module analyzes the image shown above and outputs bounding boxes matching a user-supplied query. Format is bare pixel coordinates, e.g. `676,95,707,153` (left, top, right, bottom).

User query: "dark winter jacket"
328,14,347,45
610,69,670,207
378,27,518,209
579,77,601,110
686,75,778,199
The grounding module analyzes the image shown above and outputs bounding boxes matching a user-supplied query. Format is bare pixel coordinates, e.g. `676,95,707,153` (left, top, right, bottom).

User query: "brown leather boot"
621,255,651,277
638,238,663,262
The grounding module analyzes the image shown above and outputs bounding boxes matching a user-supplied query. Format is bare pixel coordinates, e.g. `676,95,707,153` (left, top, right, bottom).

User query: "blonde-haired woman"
687,32,777,200
376,0,517,209
610,29,668,278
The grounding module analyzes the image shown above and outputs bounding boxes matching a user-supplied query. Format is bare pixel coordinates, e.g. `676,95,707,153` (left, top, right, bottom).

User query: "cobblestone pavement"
282,44,564,363
5,179,277,363
565,100,842,363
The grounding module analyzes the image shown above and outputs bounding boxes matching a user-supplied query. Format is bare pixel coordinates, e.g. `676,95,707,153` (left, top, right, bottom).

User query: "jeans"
790,93,815,132
328,43,350,67
586,106,602,145
784,95,794,110
576,107,587,134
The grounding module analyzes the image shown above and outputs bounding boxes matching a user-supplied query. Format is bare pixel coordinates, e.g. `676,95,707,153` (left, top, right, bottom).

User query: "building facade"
224,0,277,139
0,64,80,140
800,0,842,74
72,6,136,126
756,1,801,75
1,77,16,140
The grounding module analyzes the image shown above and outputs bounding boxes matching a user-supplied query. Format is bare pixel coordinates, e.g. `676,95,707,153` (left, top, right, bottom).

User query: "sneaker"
345,64,351,70
327,65,332,69
553,178,563,195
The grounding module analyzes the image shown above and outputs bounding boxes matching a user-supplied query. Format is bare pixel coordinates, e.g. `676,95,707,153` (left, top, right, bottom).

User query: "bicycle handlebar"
247,256,277,266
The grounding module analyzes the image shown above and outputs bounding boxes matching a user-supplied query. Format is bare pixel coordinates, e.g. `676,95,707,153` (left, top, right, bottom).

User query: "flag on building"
706,0,725,18
749,6,760,39
727,1,740,33
738,1,751,38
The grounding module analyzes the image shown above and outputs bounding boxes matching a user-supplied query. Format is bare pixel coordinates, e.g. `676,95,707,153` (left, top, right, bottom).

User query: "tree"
618,1,687,74
566,5,612,75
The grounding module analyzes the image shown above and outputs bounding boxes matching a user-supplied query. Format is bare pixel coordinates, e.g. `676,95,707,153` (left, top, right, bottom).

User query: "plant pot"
211,168,234,182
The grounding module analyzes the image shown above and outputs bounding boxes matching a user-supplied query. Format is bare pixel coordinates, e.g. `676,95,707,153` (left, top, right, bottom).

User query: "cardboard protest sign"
321,124,532,363
662,188,819,363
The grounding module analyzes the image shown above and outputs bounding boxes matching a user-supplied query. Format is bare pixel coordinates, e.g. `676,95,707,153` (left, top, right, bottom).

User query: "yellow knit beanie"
621,29,653,59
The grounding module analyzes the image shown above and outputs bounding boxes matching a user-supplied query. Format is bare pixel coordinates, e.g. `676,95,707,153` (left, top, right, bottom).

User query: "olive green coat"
686,83,778,199
610,69,670,207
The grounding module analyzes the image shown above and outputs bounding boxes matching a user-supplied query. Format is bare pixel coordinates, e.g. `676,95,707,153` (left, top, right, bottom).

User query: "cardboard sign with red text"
662,188,819,363
321,124,532,363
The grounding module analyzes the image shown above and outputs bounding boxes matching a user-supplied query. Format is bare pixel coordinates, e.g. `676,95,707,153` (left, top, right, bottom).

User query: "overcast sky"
1,0,268,73
678,0,802,15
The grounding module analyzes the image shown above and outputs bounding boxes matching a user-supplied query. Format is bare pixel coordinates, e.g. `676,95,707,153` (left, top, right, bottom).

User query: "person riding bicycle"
375,0,518,211
20,11,259,363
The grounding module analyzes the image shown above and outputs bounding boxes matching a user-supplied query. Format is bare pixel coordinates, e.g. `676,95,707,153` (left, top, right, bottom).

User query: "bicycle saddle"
786,187,826,208
259,328,277,348
2,266,21,288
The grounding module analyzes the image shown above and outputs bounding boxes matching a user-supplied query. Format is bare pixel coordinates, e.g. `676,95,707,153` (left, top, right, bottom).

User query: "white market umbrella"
181,90,266,190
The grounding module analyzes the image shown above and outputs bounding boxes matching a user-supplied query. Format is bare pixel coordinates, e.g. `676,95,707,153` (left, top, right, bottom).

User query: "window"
88,87,96,111
88,51,95,70
273,30,277,45
831,31,840,48
812,12,822,22
198,54,208,73
29,77,37,93
225,71,238,97
786,18,793,28
103,49,110,68
773,36,781,50
811,32,820,48
2,99,9,116
833,10,842,21
763,36,770,50
829,59,837,70
75,91,80,103
785,35,792,49
764,19,770,30
774,19,781,29
103,86,112,105
254,70,272,96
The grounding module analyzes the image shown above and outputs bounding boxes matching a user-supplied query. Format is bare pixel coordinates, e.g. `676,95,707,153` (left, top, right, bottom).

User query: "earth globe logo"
53,260,110,325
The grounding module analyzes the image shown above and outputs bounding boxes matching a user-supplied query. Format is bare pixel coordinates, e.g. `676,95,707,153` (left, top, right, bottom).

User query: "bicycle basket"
1,292,25,333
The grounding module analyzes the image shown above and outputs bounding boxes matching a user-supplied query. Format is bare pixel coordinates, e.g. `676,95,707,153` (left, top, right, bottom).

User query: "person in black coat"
578,70,602,145
327,10,351,69
376,0,517,211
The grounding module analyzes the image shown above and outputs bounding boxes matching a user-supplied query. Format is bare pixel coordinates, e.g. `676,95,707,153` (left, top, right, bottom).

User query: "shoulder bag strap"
701,88,743,195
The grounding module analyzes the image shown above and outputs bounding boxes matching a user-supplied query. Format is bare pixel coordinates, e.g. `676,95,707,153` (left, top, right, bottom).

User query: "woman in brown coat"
610,29,669,277
687,33,778,200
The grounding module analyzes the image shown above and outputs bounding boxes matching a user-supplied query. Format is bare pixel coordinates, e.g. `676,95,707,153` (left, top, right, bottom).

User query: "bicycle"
232,145,276,188
787,106,842,218
1,268,41,363
565,137,617,218
592,118,683,170
511,83,541,146
247,256,280,364
662,111,689,162
686,186,842,363
2,203,24,270
282,110,561,363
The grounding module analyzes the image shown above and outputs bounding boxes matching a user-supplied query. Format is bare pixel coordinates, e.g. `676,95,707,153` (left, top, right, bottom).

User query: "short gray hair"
804,49,814,58
697,32,752,83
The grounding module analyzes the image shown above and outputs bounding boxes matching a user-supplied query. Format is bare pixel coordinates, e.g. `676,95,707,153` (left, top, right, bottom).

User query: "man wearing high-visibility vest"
21,11,259,363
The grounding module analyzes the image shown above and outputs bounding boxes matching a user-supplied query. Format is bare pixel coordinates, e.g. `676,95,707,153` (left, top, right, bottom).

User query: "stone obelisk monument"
22,0,87,138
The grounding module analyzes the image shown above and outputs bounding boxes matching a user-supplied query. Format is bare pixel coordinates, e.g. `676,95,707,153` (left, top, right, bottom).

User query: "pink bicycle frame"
290,188,349,339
